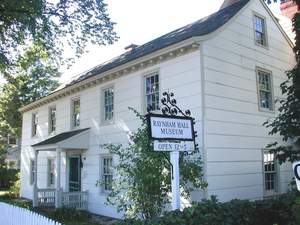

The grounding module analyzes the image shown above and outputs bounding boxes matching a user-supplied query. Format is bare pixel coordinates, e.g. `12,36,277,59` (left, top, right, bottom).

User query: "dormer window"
254,15,267,46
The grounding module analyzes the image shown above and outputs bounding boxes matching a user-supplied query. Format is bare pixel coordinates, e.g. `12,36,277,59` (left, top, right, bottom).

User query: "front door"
69,155,81,192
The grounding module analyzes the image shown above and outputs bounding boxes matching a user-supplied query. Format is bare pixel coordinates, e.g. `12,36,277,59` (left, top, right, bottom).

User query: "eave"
19,38,200,113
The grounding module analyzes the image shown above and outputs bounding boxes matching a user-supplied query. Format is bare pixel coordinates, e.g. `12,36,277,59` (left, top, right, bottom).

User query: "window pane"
258,70,272,110
264,152,277,192
254,16,266,46
145,74,159,111
102,157,113,191
32,113,38,136
50,107,56,133
73,99,80,127
103,88,114,121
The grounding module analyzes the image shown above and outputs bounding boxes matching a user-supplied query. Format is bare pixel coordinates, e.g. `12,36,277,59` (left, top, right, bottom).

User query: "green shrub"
8,172,20,198
47,207,90,221
0,168,18,189
117,193,300,225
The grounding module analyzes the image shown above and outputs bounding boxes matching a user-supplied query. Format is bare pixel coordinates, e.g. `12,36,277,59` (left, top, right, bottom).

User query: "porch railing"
61,191,88,210
37,188,56,207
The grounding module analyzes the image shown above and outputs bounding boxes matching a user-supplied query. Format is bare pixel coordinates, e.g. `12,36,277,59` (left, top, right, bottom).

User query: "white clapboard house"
19,0,295,218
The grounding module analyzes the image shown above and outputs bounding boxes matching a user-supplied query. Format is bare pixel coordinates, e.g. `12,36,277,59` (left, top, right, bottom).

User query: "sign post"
170,151,180,210
147,91,197,211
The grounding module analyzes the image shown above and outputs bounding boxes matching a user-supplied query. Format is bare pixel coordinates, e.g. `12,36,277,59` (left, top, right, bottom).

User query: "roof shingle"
31,128,89,147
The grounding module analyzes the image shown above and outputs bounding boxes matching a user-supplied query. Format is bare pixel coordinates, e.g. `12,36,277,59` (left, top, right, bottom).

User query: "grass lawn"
0,190,106,225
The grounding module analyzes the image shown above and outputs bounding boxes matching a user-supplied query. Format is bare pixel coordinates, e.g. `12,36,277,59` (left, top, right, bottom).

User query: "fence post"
0,202,62,225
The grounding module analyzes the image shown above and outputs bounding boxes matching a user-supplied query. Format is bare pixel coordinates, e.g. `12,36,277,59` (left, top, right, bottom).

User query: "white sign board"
149,115,194,141
154,141,194,152
293,161,300,191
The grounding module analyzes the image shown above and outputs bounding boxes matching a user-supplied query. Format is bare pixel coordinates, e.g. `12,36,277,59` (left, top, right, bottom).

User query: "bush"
117,193,300,225
0,168,18,189
8,172,20,198
46,207,90,221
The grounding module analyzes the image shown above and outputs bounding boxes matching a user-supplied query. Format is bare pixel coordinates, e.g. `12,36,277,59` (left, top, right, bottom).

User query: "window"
257,69,273,111
263,151,278,193
254,15,267,46
145,73,159,111
49,107,56,134
30,160,36,185
101,156,113,191
47,159,55,187
32,113,38,137
72,99,80,128
103,87,114,121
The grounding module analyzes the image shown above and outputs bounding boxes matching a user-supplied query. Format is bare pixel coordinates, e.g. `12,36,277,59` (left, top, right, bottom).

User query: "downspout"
199,41,208,200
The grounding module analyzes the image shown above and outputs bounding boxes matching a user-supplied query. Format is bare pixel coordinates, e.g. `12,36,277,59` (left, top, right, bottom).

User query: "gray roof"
32,128,90,147
66,0,249,87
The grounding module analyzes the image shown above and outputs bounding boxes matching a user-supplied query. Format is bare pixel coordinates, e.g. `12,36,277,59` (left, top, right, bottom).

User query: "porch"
37,188,88,210
31,128,90,210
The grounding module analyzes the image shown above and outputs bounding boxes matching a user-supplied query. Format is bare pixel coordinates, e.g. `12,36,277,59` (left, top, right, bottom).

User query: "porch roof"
32,128,90,150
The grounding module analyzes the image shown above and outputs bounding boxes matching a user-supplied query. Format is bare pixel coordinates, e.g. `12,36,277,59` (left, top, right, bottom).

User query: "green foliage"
8,172,20,198
46,208,90,222
0,146,18,190
264,1,300,163
117,193,300,225
103,108,207,219
0,168,18,190
0,42,60,137
0,0,118,72
0,193,32,209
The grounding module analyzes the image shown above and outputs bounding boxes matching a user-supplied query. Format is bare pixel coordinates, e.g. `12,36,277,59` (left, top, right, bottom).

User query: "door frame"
66,152,82,192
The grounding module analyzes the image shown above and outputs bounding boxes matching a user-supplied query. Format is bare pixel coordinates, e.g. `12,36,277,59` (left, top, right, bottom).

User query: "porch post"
33,150,38,207
55,148,62,208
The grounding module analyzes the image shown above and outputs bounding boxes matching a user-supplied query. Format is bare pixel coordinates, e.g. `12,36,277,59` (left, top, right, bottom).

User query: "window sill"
101,120,115,126
255,42,269,50
71,126,81,130
263,191,280,199
258,107,275,114
48,132,56,136
99,190,111,196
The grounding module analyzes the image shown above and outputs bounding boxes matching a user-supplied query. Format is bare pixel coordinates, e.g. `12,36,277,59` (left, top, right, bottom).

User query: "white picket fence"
0,202,62,225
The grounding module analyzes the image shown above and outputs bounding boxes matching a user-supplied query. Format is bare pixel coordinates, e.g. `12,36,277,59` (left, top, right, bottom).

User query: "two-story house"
19,0,295,218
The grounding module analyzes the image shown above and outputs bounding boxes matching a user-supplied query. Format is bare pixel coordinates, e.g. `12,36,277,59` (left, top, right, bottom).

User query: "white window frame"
253,13,268,47
263,150,279,196
99,155,113,193
102,86,114,123
71,98,80,129
256,67,274,112
48,106,56,134
47,158,55,188
30,159,36,185
144,72,160,112
31,112,38,137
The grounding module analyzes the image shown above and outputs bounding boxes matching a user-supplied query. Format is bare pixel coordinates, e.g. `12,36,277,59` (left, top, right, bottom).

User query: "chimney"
280,0,298,20
124,44,139,51
220,0,240,10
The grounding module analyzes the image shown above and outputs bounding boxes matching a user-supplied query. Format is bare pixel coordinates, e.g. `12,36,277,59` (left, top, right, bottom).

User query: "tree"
0,42,60,137
102,108,207,219
264,0,300,163
0,0,118,73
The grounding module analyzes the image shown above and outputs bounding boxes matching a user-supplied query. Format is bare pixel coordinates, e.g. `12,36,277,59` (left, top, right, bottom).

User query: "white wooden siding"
20,50,202,218
203,0,295,201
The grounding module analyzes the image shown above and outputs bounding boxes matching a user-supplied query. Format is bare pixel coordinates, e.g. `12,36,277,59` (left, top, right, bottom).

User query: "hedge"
117,193,300,225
